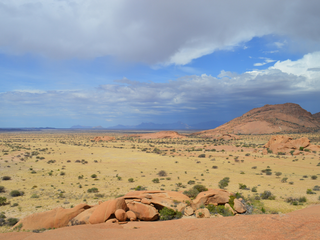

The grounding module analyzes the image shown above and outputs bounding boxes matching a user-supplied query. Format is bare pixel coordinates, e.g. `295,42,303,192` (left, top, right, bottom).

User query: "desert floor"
0,130,320,233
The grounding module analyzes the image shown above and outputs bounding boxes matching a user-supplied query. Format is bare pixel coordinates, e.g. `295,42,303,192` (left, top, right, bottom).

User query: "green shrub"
313,185,320,191
159,207,183,220
281,177,288,183
239,183,247,190
275,172,282,177
187,180,195,185
306,189,316,194
183,188,199,199
2,176,11,181
6,218,19,226
30,194,39,198
10,190,24,197
128,178,134,182
251,186,257,192
206,204,233,216
193,184,208,193
134,185,147,191
87,188,99,193
0,197,8,206
0,186,5,193
91,174,97,179
218,177,230,189
198,154,206,158
260,190,275,200
299,147,304,151
60,171,65,176
311,175,318,180
152,178,160,183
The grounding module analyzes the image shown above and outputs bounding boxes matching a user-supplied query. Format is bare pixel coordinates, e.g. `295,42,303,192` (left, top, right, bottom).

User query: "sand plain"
0,130,320,233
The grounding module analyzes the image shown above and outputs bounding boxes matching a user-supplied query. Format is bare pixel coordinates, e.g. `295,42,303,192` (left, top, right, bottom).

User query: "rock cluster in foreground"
13,189,246,231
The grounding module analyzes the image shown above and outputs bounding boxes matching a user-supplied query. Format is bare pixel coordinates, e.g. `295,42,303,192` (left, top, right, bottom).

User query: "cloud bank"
1,0,320,65
1,52,319,126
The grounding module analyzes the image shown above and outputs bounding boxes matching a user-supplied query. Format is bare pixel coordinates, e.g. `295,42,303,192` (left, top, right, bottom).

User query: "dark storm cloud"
0,0,320,65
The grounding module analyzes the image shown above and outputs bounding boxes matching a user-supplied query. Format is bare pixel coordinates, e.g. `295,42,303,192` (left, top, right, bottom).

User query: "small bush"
206,204,233,216
239,183,247,190
152,178,160,183
159,207,183,220
313,185,320,191
0,186,5,193
10,190,24,197
128,178,134,182
6,218,19,226
2,176,11,181
281,177,288,183
187,180,195,185
299,147,304,151
275,172,282,177
306,189,316,194
0,197,8,206
87,188,99,193
60,171,65,176
198,154,206,158
30,194,39,198
251,186,257,192
212,166,218,169
260,190,275,200
193,184,208,193
91,174,97,179
183,188,199,199
134,185,147,191
157,170,167,177
311,175,318,180
218,177,230,189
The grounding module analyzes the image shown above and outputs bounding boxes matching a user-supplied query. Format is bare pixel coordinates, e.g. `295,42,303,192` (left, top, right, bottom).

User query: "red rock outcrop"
192,103,320,135
123,190,191,212
90,136,115,142
192,189,231,210
126,201,159,221
263,135,320,154
233,199,246,214
89,198,128,224
15,203,91,230
14,189,246,232
130,131,186,139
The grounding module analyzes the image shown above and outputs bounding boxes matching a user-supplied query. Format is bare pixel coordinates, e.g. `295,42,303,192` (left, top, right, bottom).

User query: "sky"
1,0,320,128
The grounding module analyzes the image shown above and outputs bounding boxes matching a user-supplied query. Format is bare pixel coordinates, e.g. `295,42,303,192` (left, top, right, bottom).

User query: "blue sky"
1,0,320,128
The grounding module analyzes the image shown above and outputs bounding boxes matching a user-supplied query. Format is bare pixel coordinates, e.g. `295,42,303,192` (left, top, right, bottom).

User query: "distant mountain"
192,103,320,136
0,127,56,132
106,120,225,130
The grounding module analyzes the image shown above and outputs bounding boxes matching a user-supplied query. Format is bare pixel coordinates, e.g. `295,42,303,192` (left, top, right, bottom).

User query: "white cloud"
0,1,320,65
1,51,319,121
253,57,276,66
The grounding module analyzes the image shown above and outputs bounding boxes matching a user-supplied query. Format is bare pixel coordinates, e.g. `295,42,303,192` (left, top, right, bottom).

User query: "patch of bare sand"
3,204,320,240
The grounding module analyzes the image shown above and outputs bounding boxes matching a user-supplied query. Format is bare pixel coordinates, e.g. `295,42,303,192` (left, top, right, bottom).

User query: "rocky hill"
314,112,320,121
193,103,320,135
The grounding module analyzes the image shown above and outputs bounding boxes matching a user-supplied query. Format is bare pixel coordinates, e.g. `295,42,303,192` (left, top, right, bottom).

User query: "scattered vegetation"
159,207,183,220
